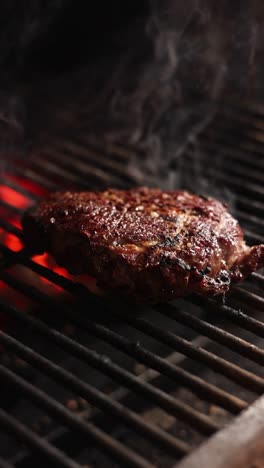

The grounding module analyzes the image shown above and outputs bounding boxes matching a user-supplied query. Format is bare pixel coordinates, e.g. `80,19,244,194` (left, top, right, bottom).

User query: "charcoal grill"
0,95,263,468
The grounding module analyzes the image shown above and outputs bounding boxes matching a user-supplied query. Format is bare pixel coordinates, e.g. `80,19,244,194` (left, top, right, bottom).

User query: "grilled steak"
22,188,264,302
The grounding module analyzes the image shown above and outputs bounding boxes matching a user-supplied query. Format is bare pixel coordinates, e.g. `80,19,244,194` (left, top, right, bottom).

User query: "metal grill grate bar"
0,408,81,468
112,314,264,394
7,156,264,248
4,144,264,226
65,136,264,203
6,338,209,468
232,211,264,231
0,301,199,448
202,129,264,166
12,166,57,191
0,264,247,414
192,297,264,338
27,158,96,188
0,220,22,238
250,272,264,288
0,201,22,216
181,156,264,220
0,218,264,376
0,212,264,318
184,156,264,202
0,366,153,468
40,143,137,185
230,287,264,310
213,115,264,146
37,151,126,188
0,334,170,468
196,138,264,175
0,178,40,202
1,165,264,232
1,214,263,333
0,97,264,467
0,327,207,448
157,305,264,365
13,154,261,245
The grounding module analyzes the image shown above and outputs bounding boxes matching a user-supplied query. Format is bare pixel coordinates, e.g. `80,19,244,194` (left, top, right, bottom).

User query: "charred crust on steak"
198,266,211,277
160,256,191,272
218,271,230,284
158,235,180,247
161,215,179,222
21,187,264,303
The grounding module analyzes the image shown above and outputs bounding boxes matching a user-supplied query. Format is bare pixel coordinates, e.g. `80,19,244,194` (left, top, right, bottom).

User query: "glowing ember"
4,174,48,197
32,253,71,291
0,176,99,319
0,185,31,210
0,229,23,252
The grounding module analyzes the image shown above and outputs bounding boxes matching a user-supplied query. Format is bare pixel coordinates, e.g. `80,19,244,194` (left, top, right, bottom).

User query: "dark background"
0,1,264,169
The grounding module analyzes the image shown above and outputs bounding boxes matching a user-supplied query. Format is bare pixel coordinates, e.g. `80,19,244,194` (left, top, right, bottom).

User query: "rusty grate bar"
1,242,263,396
0,97,264,468
111,314,264,394
0,333,173,468
0,408,81,468
157,305,264,366
0,300,206,445
192,296,264,339
0,267,246,415
0,365,154,468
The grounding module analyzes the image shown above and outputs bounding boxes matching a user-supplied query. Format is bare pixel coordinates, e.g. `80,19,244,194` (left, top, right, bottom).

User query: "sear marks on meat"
22,188,264,303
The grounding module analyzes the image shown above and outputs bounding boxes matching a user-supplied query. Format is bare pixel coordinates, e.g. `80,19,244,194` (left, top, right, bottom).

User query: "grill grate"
0,96,263,467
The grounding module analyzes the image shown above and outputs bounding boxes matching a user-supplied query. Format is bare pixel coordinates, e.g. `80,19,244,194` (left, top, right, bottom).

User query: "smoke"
0,1,66,77
96,0,229,188
96,0,262,191
0,1,67,157
0,0,263,194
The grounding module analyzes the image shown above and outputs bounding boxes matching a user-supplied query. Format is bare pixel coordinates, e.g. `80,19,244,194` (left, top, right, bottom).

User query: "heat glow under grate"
0,96,263,468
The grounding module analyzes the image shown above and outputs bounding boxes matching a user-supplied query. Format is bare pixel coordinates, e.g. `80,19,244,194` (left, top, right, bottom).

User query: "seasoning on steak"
22,188,264,303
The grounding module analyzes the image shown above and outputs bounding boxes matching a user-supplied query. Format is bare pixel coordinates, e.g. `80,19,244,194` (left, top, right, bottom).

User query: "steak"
22,188,264,302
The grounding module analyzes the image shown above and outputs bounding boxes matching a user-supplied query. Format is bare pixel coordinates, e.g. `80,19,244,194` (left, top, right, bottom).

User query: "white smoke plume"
0,0,263,193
